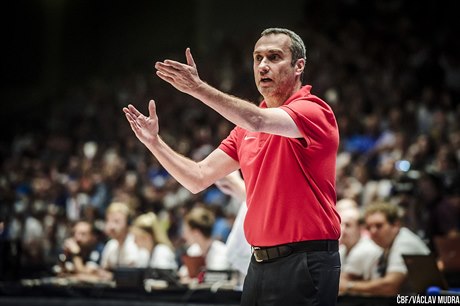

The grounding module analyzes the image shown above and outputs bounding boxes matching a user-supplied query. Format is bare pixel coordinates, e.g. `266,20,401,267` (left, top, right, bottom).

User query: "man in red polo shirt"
124,28,341,305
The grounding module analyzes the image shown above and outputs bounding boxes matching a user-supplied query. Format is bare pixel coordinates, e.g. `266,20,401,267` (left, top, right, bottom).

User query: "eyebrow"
253,48,285,55
366,222,385,228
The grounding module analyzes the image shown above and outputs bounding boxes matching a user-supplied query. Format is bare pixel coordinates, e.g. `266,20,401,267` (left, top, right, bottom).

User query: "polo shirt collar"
259,85,312,108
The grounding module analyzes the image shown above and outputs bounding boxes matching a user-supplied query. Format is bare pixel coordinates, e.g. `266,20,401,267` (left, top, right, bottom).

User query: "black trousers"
240,250,341,306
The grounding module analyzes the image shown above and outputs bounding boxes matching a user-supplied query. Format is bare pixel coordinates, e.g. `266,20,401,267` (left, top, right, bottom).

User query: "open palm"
123,100,159,146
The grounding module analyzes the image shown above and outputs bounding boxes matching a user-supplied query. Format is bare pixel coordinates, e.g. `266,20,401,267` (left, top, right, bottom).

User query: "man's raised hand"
155,48,202,96
123,100,160,146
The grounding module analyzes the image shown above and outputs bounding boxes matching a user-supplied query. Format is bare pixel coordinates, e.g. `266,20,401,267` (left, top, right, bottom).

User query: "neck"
265,82,302,108
385,228,400,251
116,231,128,245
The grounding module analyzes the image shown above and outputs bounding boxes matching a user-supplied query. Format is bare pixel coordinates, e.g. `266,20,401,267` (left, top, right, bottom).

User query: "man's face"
104,211,128,240
73,222,94,248
339,209,361,248
365,212,399,249
253,33,303,104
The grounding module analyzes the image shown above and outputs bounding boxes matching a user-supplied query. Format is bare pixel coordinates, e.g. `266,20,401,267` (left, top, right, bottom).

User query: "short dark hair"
73,220,98,236
364,201,401,225
261,28,307,66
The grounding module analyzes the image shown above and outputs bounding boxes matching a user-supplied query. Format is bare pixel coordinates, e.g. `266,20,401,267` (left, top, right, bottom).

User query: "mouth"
259,77,273,85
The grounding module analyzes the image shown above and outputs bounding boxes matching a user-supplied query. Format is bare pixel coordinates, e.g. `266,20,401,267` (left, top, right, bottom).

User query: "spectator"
338,205,382,283
179,206,230,281
54,220,104,275
99,202,140,277
131,212,177,270
340,201,430,296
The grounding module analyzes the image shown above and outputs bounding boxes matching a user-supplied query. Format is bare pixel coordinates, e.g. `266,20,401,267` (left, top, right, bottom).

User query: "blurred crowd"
0,0,459,295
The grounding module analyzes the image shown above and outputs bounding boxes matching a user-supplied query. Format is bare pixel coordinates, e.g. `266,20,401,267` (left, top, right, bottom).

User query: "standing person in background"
215,171,251,290
131,212,178,270
124,27,341,305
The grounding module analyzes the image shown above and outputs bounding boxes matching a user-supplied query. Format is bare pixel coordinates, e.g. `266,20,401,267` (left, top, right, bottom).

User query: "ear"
295,58,305,77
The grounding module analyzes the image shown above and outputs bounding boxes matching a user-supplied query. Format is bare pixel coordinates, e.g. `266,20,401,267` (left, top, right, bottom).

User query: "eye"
365,223,384,231
269,54,280,61
254,55,262,62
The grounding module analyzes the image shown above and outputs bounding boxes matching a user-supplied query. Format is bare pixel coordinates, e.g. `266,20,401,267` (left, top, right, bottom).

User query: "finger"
156,71,176,84
155,63,181,80
159,60,187,71
125,112,138,127
125,113,137,130
228,170,242,179
186,48,196,68
127,104,142,117
126,113,142,135
215,179,231,189
125,112,141,128
148,100,156,118
215,180,224,188
123,107,136,117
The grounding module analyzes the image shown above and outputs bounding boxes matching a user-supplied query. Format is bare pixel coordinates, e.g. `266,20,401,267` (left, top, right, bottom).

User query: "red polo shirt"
218,85,341,246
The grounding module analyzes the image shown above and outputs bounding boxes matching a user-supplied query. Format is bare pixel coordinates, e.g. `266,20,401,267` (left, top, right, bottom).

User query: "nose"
258,58,269,74
105,223,114,233
368,227,378,236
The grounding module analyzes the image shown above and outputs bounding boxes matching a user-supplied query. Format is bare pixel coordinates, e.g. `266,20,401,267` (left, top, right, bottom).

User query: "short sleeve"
280,99,337,147
218,126,240,161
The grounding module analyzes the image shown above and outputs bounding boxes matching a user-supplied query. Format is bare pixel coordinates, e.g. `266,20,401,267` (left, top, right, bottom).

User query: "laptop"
113,267,147,288
403,254,449,294
145,268,183,288
434,236,460,272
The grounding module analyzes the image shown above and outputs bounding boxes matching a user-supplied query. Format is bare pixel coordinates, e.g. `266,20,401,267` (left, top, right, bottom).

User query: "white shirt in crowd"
340,237,382,280
100,233,140,270
382,227,430,276
186,240,231,271
138,243,178,270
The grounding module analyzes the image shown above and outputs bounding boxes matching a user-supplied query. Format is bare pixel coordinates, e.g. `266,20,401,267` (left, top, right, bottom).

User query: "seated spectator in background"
336,198,359,213
131,212,178,270
338,205,382,282
340,201,430,296
215,171,251,290
55,220,104,276
179,206,230,282
99,202,140,276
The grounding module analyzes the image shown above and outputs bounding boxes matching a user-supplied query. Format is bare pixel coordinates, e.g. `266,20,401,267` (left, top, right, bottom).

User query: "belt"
252,240,338,263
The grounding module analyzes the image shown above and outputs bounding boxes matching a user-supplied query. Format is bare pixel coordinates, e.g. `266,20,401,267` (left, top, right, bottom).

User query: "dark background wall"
1,0,310,142
1,0,459,143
